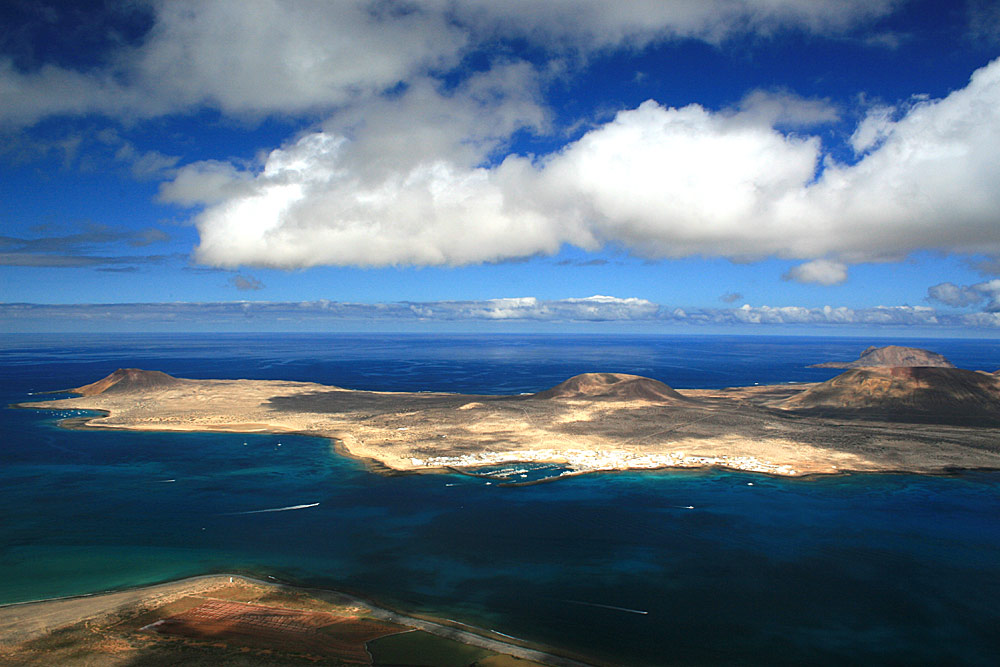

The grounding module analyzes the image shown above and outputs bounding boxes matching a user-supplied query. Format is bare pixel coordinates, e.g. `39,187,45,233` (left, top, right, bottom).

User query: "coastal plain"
21,365,1000,478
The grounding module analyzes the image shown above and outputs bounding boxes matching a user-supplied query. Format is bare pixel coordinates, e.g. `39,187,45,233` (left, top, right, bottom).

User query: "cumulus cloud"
0,1,467,125
536,100,824,260
928,280,1000,310
783,259,848,285
162,57,1000,272
9,1,994,278
161,69,556,268
792,62,1000,260
927,282,984,307
0,0,897,127
171,96,823,268
174,134,561,268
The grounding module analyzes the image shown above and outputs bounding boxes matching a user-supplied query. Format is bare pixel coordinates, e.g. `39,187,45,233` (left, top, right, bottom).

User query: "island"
809,344,955,369
18,346,1000,479
9,347,1000,665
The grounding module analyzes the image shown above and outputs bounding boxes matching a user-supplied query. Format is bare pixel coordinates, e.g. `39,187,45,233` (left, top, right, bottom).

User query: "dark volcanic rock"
779,366,1000,424
533,372,691,403
810,345,955,369
73,368,182,396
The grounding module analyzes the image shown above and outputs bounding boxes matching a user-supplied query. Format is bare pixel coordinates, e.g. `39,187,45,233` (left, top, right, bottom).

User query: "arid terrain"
0,575,562,666
19,354,1000,478
809,344,956,369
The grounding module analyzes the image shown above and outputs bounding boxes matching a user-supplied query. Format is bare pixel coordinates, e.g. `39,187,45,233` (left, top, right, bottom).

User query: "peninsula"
20,349,1000,478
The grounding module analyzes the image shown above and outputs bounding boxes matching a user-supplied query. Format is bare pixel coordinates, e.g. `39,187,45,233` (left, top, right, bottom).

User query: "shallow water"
2,334,999,665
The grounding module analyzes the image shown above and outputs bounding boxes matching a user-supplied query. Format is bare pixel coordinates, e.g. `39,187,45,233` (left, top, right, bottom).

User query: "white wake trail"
563,599,649,615
223,503,320,515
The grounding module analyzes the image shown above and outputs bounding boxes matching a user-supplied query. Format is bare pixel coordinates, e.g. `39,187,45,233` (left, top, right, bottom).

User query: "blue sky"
3,0,1000,334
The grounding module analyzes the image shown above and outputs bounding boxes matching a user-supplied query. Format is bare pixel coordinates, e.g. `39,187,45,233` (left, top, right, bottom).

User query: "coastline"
35,409,857,479
0,573,594,666
15,369,1000,480
27,409,1000,483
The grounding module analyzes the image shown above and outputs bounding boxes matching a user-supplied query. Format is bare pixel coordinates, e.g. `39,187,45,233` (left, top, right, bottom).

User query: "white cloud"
414,295,659,321
0,296,662,326
536,100,823,260
792,62,1000,260
928,280,1000,310
849,105,894,153
173,96,824,268
550,58,1000,264
169,58,1000,271
159,160,254,206
319,64,547,182
8,298,1000,331
686,304,945,327
783,259,848,285
161,67,556,269
453,0,899,49
734,90,840,128
0,1,468,125
0,0,898,128
10,1,995,278
927,282,983,307
174,136,562,269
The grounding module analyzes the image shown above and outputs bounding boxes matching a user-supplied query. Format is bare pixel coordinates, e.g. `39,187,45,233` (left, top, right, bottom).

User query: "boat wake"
563,599,649,615
223,502,320,515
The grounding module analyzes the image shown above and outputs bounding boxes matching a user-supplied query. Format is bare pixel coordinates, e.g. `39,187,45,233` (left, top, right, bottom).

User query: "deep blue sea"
2,334,1000,665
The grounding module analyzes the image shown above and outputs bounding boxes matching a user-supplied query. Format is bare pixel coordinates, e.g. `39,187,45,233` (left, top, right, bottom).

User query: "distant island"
809,344,955,369
19,346,1000,479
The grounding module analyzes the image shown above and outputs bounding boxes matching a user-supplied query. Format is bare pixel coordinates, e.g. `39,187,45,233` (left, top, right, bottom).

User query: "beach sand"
0,574,581,666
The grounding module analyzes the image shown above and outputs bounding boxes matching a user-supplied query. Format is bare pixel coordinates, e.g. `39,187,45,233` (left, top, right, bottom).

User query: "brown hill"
533,373,691,403
778,366,1000,424
810,345,954,369
73,368,182,396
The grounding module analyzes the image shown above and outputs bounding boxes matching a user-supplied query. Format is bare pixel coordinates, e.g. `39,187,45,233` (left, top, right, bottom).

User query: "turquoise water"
2,334,1000,664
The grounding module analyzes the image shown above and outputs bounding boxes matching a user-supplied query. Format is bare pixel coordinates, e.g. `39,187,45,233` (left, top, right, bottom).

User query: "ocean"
2,333,999,665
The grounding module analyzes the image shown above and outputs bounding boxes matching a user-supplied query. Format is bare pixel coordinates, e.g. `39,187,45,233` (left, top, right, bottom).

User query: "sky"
3,0,1000,335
